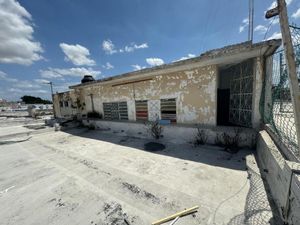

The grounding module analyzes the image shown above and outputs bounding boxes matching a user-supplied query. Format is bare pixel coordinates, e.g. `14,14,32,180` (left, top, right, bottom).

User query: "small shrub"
215,133,224,147
214,128,243,153
88,123,96,130
145,120,163,139
87,111,102,119
193,128,208,146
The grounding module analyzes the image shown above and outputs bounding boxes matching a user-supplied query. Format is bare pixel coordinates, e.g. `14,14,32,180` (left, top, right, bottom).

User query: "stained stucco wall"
53,91,77,118
77,65,218,125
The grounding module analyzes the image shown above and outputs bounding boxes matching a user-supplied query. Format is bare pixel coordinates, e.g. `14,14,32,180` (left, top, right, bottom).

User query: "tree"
20,95,52,104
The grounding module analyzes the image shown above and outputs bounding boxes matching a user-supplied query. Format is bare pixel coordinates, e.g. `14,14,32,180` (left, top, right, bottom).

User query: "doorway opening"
217,59,254,127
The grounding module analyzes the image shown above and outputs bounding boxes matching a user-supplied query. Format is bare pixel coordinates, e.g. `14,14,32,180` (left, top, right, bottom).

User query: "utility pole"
266,0,300,155
44,81,56,118
248,0,254,42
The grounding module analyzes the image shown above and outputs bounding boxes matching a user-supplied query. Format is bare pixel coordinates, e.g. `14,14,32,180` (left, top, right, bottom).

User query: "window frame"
160,98,177,123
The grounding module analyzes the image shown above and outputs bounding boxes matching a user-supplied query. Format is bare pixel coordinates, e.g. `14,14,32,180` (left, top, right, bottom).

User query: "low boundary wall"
82,119,256,147
257,130,300,224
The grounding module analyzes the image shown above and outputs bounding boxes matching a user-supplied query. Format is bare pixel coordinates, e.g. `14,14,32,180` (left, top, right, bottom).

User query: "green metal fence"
260,25,300,161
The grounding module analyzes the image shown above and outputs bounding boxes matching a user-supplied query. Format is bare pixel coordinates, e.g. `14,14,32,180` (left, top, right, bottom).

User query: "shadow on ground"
59,127,280,224
62,127,252,171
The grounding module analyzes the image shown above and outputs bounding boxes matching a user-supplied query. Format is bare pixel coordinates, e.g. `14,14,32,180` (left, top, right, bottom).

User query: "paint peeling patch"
185,70,195,79
179,80,188,89
204,78,216,102
179,105,198,122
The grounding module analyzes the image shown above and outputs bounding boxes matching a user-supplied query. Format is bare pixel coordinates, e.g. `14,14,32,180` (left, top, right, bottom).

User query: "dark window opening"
135,100,148,121
161,98,176,123
59,101,63,107
64,101,69,107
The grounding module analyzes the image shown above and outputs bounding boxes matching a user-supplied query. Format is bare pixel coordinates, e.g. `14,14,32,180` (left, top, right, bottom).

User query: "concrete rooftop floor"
0,118,258,225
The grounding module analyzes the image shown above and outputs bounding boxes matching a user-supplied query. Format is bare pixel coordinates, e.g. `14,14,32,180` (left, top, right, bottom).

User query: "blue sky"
0,0,300,101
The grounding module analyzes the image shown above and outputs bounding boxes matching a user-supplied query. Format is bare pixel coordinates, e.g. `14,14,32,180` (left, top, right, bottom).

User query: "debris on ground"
144,142,165,152
101,202,134,225
122,182,160,204
23,124,46,130
0,137,32,145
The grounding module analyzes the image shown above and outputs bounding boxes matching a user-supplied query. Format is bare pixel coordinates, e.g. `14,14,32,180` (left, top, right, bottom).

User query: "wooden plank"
151,206,199,225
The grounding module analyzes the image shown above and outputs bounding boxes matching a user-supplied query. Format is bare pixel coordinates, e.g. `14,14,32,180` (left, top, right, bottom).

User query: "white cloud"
59,43,95,66
239,18,249,33
146,58,164,66
13,80,41,89
173,53,196,62
121,43,149,53
102,39,117,55
267,1,277,10
0,71,18,82
254,25,268,33
134,43,148,49
34,79,50,84
40,67,101,78
8,88,47,94
131,64,146,71
272,18,280,25
0,0,43,65
292,8,300,19
102,62,114,70
267,32,282,40
102,39,148,54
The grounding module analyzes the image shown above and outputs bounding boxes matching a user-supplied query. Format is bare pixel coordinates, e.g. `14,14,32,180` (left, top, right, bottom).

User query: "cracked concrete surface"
0,119,254,225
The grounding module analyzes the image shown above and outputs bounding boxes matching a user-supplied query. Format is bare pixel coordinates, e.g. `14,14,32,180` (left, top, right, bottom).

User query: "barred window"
161,98,176,123
103,102,128,120
135,100,148,121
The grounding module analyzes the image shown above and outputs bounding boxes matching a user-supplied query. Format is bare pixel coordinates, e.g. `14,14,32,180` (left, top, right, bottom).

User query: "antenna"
248,0,254,42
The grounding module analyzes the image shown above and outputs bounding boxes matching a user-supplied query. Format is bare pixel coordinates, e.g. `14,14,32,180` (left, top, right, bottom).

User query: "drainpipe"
90,94,95,112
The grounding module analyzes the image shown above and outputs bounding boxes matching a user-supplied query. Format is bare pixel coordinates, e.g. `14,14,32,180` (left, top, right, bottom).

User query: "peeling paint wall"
53,90,77,118
76,65,218,125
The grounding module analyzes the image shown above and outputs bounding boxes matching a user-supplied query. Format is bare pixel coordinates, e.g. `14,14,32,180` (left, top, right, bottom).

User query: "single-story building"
54,40,280,129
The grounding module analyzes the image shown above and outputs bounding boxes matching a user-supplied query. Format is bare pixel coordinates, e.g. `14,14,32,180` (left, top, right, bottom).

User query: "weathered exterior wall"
256,130,300,223
76,65,218,125
53,91,78,119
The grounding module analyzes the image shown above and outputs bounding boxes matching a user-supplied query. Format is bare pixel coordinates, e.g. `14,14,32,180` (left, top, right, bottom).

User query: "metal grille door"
229,60,253,127
118,102,128,120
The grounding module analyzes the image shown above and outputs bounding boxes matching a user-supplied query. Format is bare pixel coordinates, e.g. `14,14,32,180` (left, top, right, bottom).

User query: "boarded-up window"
103,102,128,120
161,98,176,123
135,100,148,121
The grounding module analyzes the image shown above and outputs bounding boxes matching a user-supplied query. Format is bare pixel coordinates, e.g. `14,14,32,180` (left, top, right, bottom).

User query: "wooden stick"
169,216,179,225
151,206,199,225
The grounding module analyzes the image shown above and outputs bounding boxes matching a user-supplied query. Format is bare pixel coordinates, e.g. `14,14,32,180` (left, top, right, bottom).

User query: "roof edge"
70,39,281,89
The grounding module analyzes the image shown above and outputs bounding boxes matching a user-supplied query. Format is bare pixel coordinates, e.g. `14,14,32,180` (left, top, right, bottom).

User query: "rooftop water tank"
81,75,95,84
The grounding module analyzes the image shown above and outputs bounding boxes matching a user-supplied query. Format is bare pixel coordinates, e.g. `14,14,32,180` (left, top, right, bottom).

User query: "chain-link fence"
227,164,280,225
260,25,300,161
